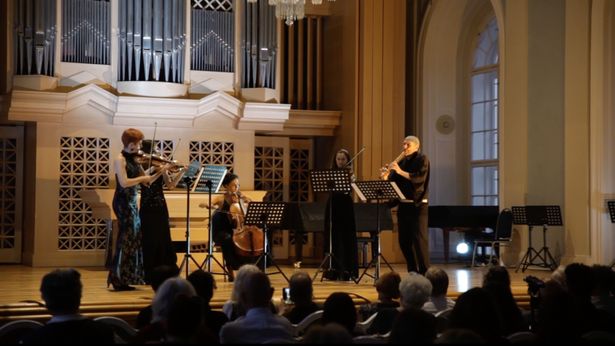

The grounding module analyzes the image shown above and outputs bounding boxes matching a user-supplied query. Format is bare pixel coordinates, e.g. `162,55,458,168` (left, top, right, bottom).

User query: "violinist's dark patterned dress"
140,177,177,283
108,151,145,287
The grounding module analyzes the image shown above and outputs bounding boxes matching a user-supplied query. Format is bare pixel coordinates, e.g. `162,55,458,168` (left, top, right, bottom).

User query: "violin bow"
147,122,158,172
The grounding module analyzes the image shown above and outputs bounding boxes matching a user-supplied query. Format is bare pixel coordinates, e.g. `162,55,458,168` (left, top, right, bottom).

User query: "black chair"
0,319,44,344
471,208,513,267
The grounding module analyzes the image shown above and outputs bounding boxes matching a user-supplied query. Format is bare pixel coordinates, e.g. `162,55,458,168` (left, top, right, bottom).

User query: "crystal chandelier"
247,0,335,26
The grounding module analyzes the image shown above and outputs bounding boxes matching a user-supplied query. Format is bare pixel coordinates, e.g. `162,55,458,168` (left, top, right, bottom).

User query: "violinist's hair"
121,128,144,147
222,173,239,187
331,148,352,169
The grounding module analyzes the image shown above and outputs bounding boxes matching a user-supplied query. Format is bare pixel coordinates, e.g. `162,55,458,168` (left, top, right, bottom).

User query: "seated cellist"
200,173,252,282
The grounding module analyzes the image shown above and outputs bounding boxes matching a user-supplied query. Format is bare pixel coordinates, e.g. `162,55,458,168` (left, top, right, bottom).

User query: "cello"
227,192,265,257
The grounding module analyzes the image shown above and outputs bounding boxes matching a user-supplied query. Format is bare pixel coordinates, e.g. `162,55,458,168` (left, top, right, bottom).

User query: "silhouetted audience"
303,322,353,344
389,307,437,344
435,328,486,344
135,264,180,328
321,292,358,336
591,264,615,317
358,271,401,321
187,269,229,343
134,277,197,343
21,268,114,344
449,287,505,343
222,264,261,321
482,266,526,335
219,271,293,343
423,267,455,314
368,271,432,335
281,271,320,324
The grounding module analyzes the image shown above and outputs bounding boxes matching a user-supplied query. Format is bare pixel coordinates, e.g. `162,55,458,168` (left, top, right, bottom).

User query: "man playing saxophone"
380,135,430,274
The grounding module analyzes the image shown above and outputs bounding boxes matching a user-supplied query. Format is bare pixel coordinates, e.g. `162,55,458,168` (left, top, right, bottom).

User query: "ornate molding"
8,84,340,135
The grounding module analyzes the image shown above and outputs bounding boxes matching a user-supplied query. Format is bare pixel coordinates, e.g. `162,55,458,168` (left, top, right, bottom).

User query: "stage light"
456,242,470,255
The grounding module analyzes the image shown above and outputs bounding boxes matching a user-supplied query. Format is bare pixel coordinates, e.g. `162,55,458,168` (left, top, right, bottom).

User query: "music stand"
244,201,289,283
199,165,229,279
514,205,562,272
607,200,615,268
178,166,204,278
353,180,405,282
308,169,353,282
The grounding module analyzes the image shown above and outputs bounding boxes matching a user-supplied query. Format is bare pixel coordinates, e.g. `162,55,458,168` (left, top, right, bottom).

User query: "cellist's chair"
471,208,513,267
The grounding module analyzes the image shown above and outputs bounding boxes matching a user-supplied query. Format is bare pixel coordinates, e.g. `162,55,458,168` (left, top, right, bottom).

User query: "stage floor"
0,263,551,308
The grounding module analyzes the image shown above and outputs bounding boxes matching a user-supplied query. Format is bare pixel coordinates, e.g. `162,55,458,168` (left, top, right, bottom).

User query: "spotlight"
456,242,469,255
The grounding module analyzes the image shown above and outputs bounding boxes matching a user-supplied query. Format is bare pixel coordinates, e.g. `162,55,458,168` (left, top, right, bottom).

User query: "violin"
135,151,185,173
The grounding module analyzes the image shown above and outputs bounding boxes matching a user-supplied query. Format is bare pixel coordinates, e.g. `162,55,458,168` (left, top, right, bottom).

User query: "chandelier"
247,0,336,26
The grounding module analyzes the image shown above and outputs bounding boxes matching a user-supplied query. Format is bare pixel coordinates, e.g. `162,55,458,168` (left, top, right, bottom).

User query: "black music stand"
178,168,204,278
353,180,405,282
607,200,615,268
309,169,353,282
244,201,289,283
514,205,562,272
199,166,229,279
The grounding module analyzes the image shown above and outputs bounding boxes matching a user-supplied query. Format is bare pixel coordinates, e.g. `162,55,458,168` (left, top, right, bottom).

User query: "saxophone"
380,151,406,179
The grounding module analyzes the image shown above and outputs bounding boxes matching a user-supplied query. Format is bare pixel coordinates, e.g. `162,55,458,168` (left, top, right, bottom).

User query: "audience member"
389,307,437,344
303,322,353,344
187,269,229,342
321,292,358,335
135,277,197,343
135,264,179,328
449,287,504,343
281,271,320,324
591,264,615,317
434,328,486,344
219,271,293,343
368,271,432,335
358,271,401,321
423,267,455,314
21,268,114,344
222,264,261,321
482,266,526,335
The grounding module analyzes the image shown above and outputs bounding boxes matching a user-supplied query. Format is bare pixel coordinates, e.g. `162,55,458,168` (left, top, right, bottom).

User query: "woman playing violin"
206,173,252,281
138,140,184,284
108,128,155,291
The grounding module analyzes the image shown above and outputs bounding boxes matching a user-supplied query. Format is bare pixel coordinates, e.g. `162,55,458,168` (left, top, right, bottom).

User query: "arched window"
470,17,499,206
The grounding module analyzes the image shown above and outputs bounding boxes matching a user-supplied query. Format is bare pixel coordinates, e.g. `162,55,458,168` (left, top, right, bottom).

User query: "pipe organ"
14,0,57,76
118,0,186,82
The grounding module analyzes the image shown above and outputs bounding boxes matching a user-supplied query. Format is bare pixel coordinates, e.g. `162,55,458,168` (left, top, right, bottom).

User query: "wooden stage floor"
0,263,551,309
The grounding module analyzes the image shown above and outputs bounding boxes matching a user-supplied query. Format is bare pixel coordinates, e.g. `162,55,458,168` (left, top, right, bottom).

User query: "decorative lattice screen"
0,139,18,249
290,148,310,203
254,146,284,202
192,0,232,11
189,141,234,172
58,137,110,250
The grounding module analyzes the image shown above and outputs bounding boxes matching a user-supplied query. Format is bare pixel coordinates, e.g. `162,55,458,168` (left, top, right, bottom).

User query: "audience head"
375,271,401,300
152,277,197,323
240,271,274,310
150,264,180,292
389,307,437,344
482,265,511,287
449,287,501,342
40,268,82,315
322,292,357,334
288,271,313,305
592,264,615,296
230,264,261,301
565,262,594,298
425,267,449,297
435,328,486,344
187,269,217,304
166,295,204,342
399,272,432,309
303,322,353,344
